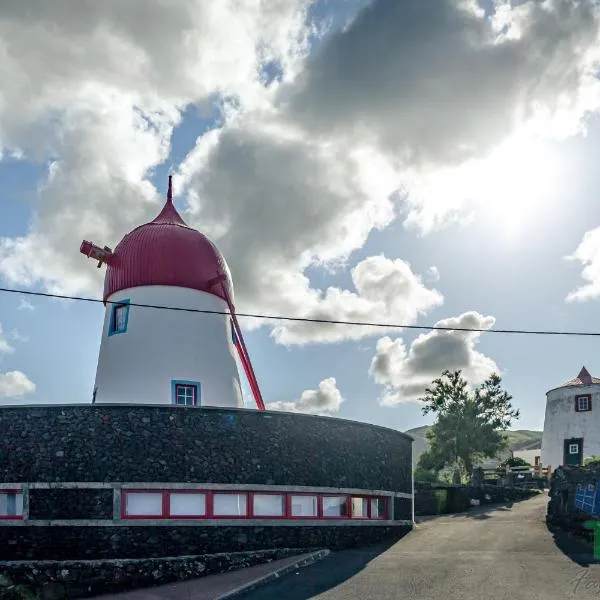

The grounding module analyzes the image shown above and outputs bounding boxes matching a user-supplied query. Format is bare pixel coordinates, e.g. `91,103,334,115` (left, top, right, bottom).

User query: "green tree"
419,370,519,483
501,456,531,469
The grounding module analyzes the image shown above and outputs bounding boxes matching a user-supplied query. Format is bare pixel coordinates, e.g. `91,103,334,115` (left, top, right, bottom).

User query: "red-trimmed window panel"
119,489,391,521
212,492,249,518
370,497,387,520
288,493,319,519
122,490,165,519
0,489,23,520
251,492,285,518
322,495,349,519
169,491,207,518
350,496,369,519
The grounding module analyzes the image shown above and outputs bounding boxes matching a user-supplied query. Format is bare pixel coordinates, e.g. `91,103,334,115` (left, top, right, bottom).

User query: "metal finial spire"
167,175,173,204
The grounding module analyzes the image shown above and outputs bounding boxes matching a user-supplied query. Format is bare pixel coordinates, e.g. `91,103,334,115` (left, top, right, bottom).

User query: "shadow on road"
237,539,397,600
546,524,600,567
448,501,514,519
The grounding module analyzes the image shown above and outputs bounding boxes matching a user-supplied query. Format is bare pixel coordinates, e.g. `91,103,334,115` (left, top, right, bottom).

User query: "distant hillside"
405,426,542,466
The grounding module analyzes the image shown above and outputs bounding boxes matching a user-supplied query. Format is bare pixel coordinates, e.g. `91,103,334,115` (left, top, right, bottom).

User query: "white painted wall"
512,449,540,466
540,384,600,468
93,286,243,408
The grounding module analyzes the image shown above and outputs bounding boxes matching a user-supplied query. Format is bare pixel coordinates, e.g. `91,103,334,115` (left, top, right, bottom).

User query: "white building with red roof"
540,366,600,470
79,176,264,410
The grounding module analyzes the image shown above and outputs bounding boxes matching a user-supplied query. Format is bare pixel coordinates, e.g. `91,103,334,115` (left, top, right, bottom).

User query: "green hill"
405,425,542,465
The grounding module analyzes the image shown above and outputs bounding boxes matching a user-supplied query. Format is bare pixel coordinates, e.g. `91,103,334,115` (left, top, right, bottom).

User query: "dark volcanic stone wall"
0,405,412,492
0,524,406,561
414,483,541,516
0,405,412,560
0,549,309,599
547,464,600,539
28,489,114,520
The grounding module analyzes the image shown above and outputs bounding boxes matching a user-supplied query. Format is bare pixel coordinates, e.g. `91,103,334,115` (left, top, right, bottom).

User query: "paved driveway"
238,494,600,599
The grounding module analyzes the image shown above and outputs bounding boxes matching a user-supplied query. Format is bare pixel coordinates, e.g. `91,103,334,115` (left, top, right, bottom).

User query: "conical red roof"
103,177,234,304
555,366,600,389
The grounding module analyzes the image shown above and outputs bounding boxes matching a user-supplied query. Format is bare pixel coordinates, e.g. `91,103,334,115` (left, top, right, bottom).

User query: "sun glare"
469,133,559,236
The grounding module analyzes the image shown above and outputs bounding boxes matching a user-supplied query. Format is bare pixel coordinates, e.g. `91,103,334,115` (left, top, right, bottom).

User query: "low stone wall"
1,524,405,561
0,405,413,561
414,483,541,516
546,464,600,540
0,548,305,599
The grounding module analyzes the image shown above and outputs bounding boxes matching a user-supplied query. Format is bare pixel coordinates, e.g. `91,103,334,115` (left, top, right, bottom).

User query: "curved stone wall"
0,405,413,559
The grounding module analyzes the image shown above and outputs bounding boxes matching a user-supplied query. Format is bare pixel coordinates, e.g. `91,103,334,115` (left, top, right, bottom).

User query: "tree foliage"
417,370,519,482
500,456,531,469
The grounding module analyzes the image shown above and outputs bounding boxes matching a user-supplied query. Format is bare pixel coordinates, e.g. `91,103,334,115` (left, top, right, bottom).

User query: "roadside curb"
215,549,331,599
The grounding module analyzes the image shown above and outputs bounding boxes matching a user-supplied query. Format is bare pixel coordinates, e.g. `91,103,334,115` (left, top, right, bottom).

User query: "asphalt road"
238,495,600,600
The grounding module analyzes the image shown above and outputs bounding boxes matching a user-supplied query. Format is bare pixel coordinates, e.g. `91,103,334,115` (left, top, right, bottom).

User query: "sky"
1,0,600,435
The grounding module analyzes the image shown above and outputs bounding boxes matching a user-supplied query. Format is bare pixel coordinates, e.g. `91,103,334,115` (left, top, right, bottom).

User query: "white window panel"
578,397,590,411
290,495,317,517
569,444,579,454
213,493,247,516
253,494,284,517
370,498,386,519
114,305,127,331
323,496,347,517
125,492,163,516
351,497,368,518
176,385,195,406
169,493,206,517
0,492,23,517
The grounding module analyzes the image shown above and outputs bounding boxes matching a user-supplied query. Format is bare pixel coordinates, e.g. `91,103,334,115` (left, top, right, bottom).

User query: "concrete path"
238,495,600,599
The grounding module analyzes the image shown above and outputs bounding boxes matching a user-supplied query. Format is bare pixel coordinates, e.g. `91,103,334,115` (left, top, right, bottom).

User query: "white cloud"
9,329,28,343
369,311,498,405
178,115,435,344
268,255,443,345
426,266,440,283
17,298,35,311
285,0,600,163
0,0,599,350
281,0,600,232
0,370,36,399
0,0,312,295
0,324,14,355
566,227,600,302
267,377,343,415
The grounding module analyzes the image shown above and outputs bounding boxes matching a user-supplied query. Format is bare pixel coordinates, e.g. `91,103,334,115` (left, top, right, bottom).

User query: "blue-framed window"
109,299,130,336
171,380,201,407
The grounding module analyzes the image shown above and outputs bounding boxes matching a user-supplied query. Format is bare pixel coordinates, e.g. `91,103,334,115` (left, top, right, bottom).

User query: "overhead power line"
1,285,599,337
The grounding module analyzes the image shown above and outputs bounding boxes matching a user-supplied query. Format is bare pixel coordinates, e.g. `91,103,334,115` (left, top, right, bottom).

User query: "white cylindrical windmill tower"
80,176,265,410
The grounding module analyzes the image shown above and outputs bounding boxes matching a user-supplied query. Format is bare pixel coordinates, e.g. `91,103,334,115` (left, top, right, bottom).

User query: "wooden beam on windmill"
80,240,113,268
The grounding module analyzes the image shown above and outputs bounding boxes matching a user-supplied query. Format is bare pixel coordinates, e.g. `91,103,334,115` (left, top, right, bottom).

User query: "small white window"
125,492,163,517
577,396,590,411
370,497,386,519
290,495,318,517
0,491,23,518
169,493,206,517
213,493,247,516
176,385,196,406
569,443,580,455
351,497,368,518
323,496,348,517
253,494,284,517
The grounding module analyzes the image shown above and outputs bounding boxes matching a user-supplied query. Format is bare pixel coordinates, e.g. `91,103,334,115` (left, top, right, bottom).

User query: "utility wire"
1,285,599,337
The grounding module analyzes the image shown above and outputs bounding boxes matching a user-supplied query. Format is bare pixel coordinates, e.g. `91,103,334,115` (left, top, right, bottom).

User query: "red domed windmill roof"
80,176,264,410
81,176,234,305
